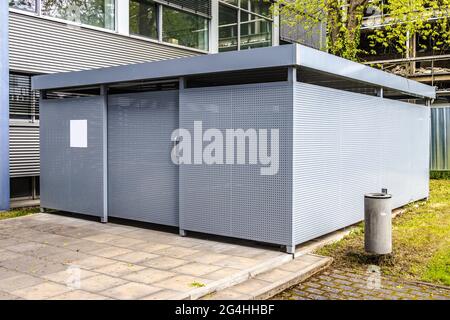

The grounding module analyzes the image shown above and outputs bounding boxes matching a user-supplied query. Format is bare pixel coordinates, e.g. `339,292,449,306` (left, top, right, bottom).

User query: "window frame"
218,0,274,52
129,0,159,40
161,4,210,51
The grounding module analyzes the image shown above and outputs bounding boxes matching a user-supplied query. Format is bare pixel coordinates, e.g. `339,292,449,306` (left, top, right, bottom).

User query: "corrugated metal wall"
431,106,450,171
293,82,430,245
9,12,200,74
9,123,40,178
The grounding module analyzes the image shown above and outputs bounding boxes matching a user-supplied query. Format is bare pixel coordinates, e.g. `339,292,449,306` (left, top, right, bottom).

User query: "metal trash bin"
364,193,392,254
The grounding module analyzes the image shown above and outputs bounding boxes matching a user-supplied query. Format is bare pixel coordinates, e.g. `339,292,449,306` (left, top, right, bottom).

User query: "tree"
272,0,450,61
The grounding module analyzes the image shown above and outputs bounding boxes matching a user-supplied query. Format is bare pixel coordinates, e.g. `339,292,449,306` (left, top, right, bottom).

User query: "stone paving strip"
273,268,450,300
202,254,332,300
0,213,332,300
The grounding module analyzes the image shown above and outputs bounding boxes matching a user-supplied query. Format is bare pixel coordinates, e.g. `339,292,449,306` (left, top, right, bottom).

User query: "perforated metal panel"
179,82,293,245
108,91,179,226
292,82,430,244
40,97,105,217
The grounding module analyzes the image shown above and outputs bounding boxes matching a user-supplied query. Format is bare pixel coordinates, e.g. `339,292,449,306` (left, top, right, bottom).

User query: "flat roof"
32,44,436,99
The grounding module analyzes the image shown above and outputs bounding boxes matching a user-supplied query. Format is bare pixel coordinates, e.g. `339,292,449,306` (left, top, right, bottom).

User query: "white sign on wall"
70,120,88,148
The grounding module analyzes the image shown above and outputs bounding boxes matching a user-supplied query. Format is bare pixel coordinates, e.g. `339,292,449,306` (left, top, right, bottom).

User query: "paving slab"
113,251,159,264
43,269,98,284
0,290,21,300
49,290,109,300
100,282,161,300
77,274,127,293
0,213,336,300
12,282,72,300
92,261,146,277
202,254,333,300
122,268,175,284
0,274,44,291
153,275,213,293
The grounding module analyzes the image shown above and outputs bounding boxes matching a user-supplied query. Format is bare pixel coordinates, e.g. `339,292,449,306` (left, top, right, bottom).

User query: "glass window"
240,11,272,50
41,0,115,30
240,0,271,18
219,4,238,52
219,1,272,52
129,0,158,39
9,0,36,12
162,7,209,51
221,0,239,7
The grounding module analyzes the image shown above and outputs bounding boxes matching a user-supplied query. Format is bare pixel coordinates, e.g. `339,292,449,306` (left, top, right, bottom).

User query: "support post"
377,87,384,98
272,2,280,47
210,0,219,53
287,67,297,84
101,85,108,223
178,77,184,236
0,2,10,211
286,245,295,255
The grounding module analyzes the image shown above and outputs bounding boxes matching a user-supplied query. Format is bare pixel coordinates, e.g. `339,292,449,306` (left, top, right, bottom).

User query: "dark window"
240,11,272,50
219,3,238,52
219,0,272,52
9,73,40,120
10,177,33,199
130,0,158,39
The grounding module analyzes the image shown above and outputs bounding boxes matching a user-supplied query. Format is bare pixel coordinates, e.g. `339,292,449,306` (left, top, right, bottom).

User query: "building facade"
7,0,321,204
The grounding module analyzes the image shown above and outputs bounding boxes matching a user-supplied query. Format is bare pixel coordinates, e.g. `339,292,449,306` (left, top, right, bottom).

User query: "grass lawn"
0,207,40,221
316,179,450,286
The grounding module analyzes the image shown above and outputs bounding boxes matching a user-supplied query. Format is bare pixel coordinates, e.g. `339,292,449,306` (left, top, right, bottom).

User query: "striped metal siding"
9,12,200,74
431,106,450,171
9,123,40,178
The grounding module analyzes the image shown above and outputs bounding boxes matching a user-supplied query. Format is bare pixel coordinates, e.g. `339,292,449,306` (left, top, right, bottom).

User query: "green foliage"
316,179,450,286
189,281,206,288
272,0,450,61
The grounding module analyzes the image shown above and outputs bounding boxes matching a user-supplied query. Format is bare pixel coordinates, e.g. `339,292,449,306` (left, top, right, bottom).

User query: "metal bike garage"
32,44,435,253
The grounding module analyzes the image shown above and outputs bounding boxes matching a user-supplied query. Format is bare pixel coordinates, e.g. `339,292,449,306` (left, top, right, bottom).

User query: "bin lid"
365,193,392,199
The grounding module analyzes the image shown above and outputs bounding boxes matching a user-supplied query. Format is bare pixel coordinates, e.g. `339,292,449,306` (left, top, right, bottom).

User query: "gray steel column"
0,2,9,211
101,85,108,223
178,77,186,237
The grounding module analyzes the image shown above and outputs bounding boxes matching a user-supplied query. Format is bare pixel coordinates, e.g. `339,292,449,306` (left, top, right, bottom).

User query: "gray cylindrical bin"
364,193,392,254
